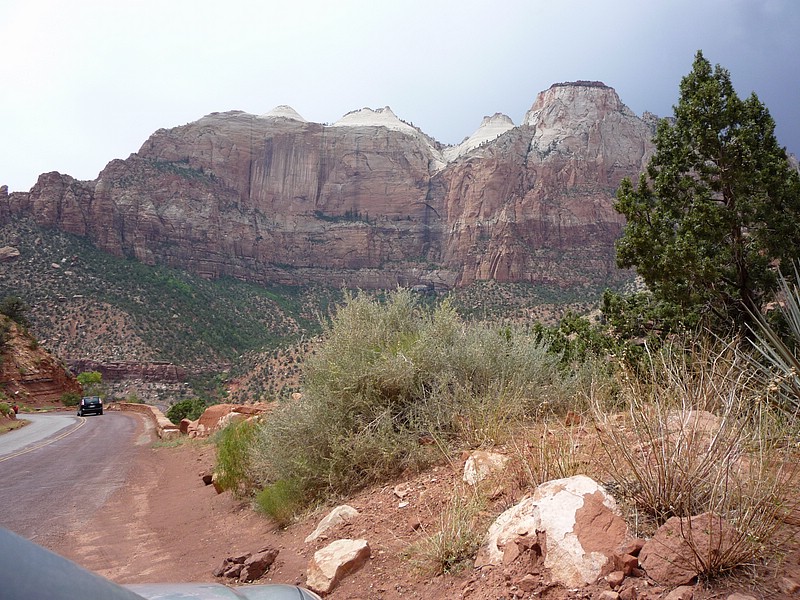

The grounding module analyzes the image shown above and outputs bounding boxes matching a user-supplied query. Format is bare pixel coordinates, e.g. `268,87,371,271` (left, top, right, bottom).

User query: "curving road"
0,411,149,546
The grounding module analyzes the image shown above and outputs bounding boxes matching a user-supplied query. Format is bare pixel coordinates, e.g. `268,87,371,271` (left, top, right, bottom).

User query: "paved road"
0,413,81,457
0,411,146,546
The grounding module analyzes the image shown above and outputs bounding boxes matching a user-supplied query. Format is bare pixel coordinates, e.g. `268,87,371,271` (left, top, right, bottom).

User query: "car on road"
78,395,104,416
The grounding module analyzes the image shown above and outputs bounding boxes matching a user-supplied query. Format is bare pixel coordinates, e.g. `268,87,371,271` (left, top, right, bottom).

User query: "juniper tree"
614,51,800,335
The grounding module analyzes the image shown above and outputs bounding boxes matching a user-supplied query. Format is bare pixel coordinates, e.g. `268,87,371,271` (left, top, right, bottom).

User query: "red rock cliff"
0,83,655,290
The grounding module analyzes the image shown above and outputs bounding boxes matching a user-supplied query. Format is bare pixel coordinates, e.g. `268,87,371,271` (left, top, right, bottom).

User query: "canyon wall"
0,83,656,290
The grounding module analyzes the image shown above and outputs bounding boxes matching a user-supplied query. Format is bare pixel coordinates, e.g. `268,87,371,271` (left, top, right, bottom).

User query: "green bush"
0,295,30,328
76,371,104,397
61,392,81,407
249,289,590,508
165,397,206,424
0,402,11,417
214,419,257,497
254,478,305,526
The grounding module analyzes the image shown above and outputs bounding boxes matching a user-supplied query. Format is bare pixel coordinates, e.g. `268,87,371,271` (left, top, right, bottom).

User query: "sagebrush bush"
249,289,591,507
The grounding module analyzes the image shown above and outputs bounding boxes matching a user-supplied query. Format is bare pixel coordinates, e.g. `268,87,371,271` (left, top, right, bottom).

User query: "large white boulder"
463,450,509,486
476,475,628,588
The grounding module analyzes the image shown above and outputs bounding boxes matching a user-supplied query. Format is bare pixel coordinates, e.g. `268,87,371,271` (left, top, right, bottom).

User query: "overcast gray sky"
2,0,798,193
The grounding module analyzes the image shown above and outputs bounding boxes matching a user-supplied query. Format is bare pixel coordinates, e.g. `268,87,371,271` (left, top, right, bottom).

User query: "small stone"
619,553,639,575
239,547,279,582
618,585,638,600
606,570,625,589
619,539,646,557
779,577,800,595
517,574,538,592
393,483,412,498
598,591,620,600
212,559,230,577
306,539,371,595
304,505,359,543
664,585,693,600
222,563,243,579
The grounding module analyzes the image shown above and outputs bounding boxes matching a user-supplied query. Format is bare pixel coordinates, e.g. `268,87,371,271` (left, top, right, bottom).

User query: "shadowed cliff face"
0,83,655,290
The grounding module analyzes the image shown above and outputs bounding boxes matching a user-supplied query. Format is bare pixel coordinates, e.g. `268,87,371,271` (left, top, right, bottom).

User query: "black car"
78,395,104,416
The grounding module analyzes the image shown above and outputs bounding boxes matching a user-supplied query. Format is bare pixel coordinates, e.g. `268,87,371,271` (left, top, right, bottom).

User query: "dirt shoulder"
48,425,799,600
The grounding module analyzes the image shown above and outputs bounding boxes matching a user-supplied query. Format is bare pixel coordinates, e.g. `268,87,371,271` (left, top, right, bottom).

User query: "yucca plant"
746,263,800,419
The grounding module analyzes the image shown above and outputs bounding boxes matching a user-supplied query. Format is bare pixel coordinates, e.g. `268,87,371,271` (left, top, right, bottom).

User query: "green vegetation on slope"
0,219,342,369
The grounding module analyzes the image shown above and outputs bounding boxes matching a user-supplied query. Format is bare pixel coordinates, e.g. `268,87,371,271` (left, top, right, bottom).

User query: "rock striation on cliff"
0,82,656,290
0,316,81,404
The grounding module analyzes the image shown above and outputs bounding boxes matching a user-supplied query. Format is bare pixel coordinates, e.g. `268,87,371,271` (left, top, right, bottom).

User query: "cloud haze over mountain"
1,0,798,193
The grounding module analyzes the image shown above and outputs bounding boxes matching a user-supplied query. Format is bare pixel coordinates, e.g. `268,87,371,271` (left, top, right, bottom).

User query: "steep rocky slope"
0,82,655,291
0,315,81,405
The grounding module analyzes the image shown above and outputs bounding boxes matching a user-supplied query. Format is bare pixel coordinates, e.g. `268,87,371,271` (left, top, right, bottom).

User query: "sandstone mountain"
0,82,656,291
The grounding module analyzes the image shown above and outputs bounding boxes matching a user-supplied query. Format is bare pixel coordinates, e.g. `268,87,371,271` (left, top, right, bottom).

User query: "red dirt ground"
47,423,800,600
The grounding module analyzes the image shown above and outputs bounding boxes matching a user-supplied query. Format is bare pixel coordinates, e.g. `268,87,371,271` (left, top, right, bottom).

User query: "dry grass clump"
402,485,486,575
596,340,798,578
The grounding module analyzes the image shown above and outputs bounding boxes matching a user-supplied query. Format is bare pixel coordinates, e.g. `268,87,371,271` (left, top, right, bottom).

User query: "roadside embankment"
116,402,180,440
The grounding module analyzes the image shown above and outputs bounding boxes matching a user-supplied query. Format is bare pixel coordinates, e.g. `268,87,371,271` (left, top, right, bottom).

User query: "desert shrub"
506,421,589,490
0,402,11,417
250,289,589,509
166,397,206,424
254,478,305,527
0,295,29,328
61,392,81,407
596,340,796,579
214,419,257,497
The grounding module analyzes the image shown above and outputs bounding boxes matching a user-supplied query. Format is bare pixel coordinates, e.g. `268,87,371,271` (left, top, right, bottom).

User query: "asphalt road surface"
0,411,147,547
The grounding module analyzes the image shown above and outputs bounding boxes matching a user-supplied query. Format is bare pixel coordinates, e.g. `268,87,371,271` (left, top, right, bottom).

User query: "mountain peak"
524,82,628,127
332,106,416,134
259,105,307,122
444,113,515,161
522,81,650,160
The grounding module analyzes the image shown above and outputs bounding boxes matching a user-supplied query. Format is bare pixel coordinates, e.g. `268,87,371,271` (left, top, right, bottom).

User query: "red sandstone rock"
639,513,737,586
0,83,654,291
0,318,81,404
